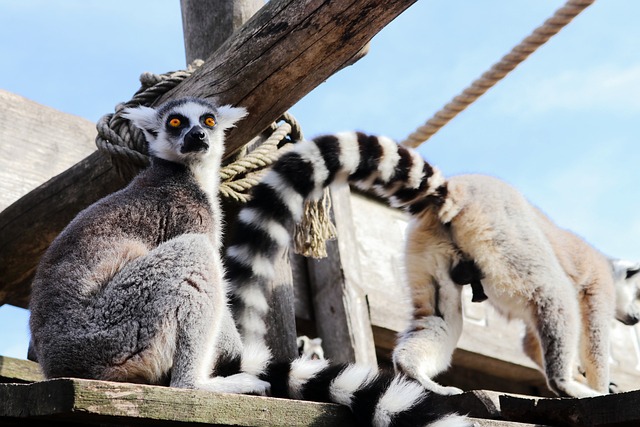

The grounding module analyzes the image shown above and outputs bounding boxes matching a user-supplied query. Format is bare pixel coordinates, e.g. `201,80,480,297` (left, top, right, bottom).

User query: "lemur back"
227,131,640,398
29,104,469,427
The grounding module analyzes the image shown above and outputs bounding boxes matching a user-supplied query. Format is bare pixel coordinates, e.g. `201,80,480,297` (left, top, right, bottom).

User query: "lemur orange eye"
204,117,216,127
169,118,181,128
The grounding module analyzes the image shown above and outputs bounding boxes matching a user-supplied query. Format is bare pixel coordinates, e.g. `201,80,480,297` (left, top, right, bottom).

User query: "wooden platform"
2,356,640,427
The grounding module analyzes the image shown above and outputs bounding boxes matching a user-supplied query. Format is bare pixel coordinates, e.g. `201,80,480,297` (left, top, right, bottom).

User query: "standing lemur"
226,131,640,398
29,99,469,427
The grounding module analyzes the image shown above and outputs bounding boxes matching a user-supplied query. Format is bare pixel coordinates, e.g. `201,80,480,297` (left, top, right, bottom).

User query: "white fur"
241,341,272,377
373,376,426,426
261,171,305,220
235,283,269,314
335,132,361,175
288,358,330,399
226,245,275,279
425,168,445,197
329,365,377,407
406,149,426,189
238,310,268,338
215,105,248,131
238,208,290,247
296,140,330,200
376,136,401,182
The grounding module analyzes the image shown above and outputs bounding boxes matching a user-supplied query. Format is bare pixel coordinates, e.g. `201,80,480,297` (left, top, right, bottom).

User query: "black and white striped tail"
262,359,469,427
225,132,465,425
217,342,469,426
226,132,448,349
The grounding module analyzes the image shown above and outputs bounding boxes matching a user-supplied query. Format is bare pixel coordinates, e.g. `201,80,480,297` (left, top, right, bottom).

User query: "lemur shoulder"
29,101,469,427
226,131,640,398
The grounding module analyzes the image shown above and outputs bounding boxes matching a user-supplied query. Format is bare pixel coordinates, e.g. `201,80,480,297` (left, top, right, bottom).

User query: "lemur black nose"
188,127,206,140
182,126,209,153
195,130,206,140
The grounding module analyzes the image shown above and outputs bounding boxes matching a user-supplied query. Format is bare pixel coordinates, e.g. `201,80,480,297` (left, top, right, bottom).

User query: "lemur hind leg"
578,290,612,393
393,215,464,395
96,234,268,395
393,313,463,396
532,288,600,398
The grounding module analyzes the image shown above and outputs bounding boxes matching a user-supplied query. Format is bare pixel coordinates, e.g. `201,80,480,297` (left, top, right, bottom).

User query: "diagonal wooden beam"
0,0,417,308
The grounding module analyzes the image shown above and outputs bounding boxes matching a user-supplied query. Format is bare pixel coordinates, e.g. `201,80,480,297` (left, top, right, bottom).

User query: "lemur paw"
221,373,271,396
194,373,271,396
434,385,464,395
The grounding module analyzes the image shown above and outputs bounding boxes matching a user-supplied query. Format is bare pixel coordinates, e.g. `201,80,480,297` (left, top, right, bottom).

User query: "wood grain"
0,90,96,213
0,377,355,426
306,186,377,365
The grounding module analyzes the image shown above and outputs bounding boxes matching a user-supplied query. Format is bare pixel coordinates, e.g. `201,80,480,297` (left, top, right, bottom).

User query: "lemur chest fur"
101,159,214,241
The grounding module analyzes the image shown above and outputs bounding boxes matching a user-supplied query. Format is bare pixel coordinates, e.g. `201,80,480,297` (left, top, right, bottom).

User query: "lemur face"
613,260,640,325
123,97,247,165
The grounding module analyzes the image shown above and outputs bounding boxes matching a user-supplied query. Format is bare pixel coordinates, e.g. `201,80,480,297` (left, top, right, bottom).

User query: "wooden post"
181,0,265,65
306,185,377,365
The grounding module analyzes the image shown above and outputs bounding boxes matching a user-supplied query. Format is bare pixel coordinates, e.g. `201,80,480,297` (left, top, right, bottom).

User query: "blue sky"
1,0,639,359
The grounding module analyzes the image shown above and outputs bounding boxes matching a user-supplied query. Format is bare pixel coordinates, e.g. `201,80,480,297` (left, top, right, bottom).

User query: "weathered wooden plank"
0,89,96,213
0,151,127,308
306,186,377,365
0,355,43,384
0,377,355,426
500,390,640,427
0,370,558,427
0,0,417,309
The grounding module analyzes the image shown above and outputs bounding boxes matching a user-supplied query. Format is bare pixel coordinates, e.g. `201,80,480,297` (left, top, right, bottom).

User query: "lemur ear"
121,105,161,142
612,259,640,280
215,105,248,131
627,266,640,280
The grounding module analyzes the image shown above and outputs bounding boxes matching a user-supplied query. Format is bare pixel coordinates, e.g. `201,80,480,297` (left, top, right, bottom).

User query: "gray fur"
29,98,269,394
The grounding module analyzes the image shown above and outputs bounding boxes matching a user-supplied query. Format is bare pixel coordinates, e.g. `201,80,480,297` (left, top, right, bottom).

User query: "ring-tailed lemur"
29,100,469,427
29,97,269,395
226,131,640,398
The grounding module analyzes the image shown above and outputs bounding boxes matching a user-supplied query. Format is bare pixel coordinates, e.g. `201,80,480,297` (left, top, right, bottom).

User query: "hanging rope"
401,0,595,148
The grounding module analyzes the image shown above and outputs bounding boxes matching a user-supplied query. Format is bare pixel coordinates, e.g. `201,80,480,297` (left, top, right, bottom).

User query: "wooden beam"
0,0,417,308
0,355,43,384
500,390,640,427
0,90,96,213
0,377,355,426
306,186,377,365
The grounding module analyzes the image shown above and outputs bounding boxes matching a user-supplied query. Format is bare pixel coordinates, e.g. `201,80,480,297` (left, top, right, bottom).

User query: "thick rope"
401,0,595,148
